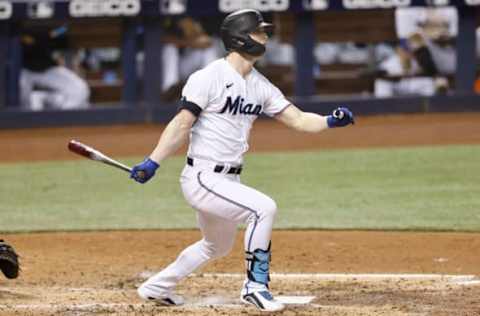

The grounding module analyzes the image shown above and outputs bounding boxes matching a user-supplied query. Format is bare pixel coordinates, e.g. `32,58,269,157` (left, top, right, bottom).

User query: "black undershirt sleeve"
177,98,203,117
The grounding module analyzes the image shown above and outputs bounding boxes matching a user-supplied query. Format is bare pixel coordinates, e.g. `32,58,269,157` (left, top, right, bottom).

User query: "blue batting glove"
327,107,355,128
130,158,159,184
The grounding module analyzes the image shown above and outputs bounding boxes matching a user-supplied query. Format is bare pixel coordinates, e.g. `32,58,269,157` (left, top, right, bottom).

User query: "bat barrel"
68,140,132,174
68,140,92,158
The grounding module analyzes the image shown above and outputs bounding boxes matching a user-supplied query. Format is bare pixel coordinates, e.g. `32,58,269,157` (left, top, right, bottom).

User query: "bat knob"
333,109,344,120
136,170,146,180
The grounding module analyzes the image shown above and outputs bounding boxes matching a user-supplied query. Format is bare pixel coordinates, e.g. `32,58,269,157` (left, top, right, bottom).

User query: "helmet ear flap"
232,38,244,47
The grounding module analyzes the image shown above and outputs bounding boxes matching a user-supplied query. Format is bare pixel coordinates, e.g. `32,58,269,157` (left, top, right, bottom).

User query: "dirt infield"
1,113,480,315
2,231,480,315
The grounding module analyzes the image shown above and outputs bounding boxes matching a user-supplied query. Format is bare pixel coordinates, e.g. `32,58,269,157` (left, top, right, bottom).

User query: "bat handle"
135,170,146,179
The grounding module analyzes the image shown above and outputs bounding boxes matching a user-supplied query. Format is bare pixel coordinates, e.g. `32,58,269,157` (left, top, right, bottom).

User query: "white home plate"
276,296,315,305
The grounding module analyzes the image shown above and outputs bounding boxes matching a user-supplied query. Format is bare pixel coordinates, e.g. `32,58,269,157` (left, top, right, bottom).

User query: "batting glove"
327,107,355,128
130,158,159,184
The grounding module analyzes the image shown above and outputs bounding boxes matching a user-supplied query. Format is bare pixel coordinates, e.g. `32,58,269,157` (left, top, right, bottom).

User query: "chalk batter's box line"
194,272,478,282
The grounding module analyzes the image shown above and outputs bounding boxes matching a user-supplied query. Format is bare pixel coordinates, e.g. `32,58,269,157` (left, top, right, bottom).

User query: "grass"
0,145,479,232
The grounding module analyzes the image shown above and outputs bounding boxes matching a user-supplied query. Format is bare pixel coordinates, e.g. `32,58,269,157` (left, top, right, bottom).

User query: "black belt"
187,157,242,175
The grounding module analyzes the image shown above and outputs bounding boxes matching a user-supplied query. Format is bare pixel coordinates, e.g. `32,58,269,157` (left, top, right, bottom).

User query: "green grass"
1,145,479,232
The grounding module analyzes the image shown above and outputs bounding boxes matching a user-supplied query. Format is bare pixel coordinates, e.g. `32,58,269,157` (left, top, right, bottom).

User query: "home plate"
276,296,315,305
193,295,315,307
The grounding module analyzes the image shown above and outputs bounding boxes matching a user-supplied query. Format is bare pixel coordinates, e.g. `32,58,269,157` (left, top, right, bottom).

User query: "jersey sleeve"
179,70,211,116
262,78,291,117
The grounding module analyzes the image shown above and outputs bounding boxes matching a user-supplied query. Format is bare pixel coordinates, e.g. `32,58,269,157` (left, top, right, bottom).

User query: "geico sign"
0,1,12,20
219,0,289,12
343,0,411,9
69,0,141,18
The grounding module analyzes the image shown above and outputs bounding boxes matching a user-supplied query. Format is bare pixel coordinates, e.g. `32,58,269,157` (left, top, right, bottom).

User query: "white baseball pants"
138,158,277,297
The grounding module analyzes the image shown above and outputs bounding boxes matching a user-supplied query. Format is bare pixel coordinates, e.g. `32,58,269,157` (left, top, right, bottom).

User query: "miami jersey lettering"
220,96,263,116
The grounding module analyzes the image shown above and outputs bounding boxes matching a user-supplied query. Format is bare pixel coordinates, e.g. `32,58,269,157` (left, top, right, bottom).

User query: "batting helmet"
220,9,274,57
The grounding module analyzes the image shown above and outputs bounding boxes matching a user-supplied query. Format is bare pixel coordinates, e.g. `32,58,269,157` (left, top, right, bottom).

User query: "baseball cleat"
137,286,184,306
147,294,184,306
241,289,285,312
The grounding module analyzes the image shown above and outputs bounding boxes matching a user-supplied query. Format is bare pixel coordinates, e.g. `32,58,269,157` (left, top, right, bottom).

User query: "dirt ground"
1,113,480,315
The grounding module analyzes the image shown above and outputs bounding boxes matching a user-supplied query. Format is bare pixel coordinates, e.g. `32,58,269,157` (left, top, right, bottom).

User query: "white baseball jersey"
181,58,291,165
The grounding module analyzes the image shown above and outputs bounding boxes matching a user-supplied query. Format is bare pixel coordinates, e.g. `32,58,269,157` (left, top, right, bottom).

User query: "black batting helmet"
220,9,274,57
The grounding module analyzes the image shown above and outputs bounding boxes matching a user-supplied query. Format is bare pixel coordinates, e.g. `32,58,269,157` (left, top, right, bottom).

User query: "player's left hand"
130,158,159,184
327,107,355,128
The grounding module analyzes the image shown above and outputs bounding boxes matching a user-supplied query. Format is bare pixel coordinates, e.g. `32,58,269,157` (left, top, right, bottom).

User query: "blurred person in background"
160,16,222,100
375,7,457,97
396,7,457,76
474,27,480,95
262,13,294,66
20,24,90,111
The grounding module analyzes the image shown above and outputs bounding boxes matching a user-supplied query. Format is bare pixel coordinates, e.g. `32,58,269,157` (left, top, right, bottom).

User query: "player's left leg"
137,211,237,305
189,172,284,311
239,199,285,312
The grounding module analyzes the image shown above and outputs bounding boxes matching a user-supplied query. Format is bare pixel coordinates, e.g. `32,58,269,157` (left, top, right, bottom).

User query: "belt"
187,157,242,175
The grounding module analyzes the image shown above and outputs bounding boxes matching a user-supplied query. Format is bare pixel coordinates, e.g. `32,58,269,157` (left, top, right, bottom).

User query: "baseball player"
131,9,354,312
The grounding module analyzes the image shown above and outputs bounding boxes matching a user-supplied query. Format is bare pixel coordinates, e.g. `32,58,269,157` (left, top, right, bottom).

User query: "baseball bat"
67,140,132,174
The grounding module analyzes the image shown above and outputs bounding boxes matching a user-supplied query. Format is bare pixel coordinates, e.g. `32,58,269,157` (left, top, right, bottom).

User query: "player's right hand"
130,158,160,184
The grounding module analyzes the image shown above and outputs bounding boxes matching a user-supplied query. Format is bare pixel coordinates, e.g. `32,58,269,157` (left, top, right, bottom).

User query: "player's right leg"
137,211,237,305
